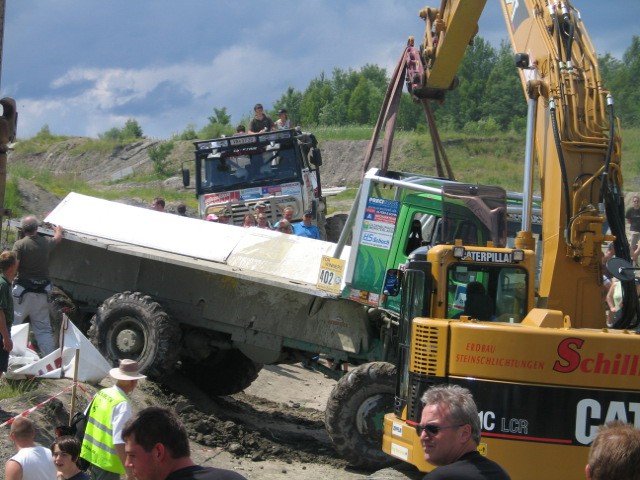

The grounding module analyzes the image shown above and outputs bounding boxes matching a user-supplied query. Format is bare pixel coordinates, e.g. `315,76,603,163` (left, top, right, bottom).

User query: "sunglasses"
415,423,463,436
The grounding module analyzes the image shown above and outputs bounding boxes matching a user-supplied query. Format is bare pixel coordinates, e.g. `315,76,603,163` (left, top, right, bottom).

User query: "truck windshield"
446,263,527,322
202,146,299,192
194,130,304,194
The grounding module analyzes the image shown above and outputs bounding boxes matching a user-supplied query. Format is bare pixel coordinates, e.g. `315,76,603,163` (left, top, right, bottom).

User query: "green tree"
300,74,333,125
347,77,372,124
274,87,303,127
148,141,175,177
122,118,144,139
434,36,497,128
208,107,231,126
481,42,527,130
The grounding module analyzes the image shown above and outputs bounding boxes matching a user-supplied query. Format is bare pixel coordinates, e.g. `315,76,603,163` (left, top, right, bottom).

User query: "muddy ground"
0,363,401,479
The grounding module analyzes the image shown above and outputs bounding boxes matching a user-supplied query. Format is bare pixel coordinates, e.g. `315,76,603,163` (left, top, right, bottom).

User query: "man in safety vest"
80,359,146,480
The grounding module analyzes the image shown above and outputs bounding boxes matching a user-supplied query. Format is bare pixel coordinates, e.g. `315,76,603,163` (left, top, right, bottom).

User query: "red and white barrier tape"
0,382,91,428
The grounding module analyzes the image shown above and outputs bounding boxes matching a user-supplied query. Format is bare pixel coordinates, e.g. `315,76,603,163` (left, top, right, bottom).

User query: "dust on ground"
0,363,375,480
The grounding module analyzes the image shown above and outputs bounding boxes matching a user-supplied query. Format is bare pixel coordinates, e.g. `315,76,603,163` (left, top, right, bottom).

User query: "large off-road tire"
326,213,352,244
88,291,181,379
179,348,263,396
49,287,83,346
325,362,398,470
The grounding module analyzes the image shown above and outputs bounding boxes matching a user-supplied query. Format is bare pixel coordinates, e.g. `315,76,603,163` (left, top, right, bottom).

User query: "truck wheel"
180,349,263,396
49,287,84,341
89,291,181,379
326,213,351,244
325,361,397,469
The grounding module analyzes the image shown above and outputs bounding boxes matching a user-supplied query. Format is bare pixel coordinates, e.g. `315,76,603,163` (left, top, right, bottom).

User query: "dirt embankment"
7,136,381,219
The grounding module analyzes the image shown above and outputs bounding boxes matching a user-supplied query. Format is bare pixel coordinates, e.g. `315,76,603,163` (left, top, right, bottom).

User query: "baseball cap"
207,214,219,221
278,108,287,114
304,209,313,216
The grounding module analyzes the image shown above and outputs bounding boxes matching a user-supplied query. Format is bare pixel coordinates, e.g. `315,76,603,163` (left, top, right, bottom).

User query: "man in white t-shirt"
5,416,57,480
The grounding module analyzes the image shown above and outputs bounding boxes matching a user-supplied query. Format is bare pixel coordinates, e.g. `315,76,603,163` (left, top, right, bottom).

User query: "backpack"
55,402,92,471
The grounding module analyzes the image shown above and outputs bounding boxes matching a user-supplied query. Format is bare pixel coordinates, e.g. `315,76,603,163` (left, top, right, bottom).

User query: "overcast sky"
1,1,637,139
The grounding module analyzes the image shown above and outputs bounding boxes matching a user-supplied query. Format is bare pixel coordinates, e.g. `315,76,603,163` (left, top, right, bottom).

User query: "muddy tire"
367,465,424,480
326,213,351,244
325,361,397,469
49,287,83,345
88,291,181,379
180,349,263,396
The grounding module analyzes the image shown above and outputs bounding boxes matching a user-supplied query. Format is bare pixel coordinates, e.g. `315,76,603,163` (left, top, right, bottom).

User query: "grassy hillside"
7,126,640,219
315,126,640,193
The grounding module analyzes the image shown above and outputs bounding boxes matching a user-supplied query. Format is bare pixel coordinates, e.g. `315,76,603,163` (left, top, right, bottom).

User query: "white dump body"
45,192,349,298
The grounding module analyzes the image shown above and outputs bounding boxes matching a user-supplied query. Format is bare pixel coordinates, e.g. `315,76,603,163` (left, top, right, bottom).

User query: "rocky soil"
0,363,394,479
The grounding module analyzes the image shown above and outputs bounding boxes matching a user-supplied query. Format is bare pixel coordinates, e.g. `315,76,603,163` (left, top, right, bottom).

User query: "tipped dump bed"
45,192,350,298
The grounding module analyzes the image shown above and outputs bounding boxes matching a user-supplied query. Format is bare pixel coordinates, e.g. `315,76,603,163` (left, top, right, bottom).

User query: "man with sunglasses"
418,384,511,479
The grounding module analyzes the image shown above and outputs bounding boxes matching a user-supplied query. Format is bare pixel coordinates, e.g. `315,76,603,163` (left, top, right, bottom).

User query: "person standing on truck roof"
293,209,320,239
0,251,17,383
585,421,640,480
274,108,291,130
80,359,146,480
418,384,511,479
248,103,273,134
123,407,248,480
12,215,63,356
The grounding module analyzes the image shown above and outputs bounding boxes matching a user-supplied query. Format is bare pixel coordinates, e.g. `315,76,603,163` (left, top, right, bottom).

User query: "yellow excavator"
379,1,640,478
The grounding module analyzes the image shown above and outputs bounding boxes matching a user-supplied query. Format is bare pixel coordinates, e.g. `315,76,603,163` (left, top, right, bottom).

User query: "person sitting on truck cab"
249,103,273,134
275,108,291,130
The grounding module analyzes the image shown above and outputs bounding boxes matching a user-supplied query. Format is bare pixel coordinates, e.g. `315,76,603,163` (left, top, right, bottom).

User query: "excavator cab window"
446,263,527,322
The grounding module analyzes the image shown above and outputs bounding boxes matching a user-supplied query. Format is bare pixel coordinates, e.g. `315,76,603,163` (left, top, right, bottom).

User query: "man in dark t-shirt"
12,216,63,355
419,385,511,479
123,407,247,480
248,103,273,133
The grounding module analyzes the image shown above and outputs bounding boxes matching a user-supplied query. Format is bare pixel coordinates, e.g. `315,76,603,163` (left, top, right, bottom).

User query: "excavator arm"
410,0,635,328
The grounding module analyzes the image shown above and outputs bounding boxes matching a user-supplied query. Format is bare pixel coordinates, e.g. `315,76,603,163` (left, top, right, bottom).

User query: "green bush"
148,141,175,177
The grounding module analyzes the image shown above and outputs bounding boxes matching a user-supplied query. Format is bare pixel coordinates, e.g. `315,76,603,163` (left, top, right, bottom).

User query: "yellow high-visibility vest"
79,386,128,474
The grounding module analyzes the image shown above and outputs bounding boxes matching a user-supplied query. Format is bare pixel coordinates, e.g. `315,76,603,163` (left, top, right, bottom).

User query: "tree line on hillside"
37,34,637,142
199,34,640,138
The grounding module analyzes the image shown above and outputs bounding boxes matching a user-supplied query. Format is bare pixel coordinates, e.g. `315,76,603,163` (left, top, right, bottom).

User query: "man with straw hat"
80,359,146,480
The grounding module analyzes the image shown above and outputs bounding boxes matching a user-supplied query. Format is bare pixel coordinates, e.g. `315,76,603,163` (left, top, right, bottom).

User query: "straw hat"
109,359,147,381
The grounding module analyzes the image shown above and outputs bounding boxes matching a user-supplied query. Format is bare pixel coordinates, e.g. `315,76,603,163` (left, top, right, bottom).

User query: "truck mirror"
182,168,190,187
310,147,323,167
383,269,401,297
